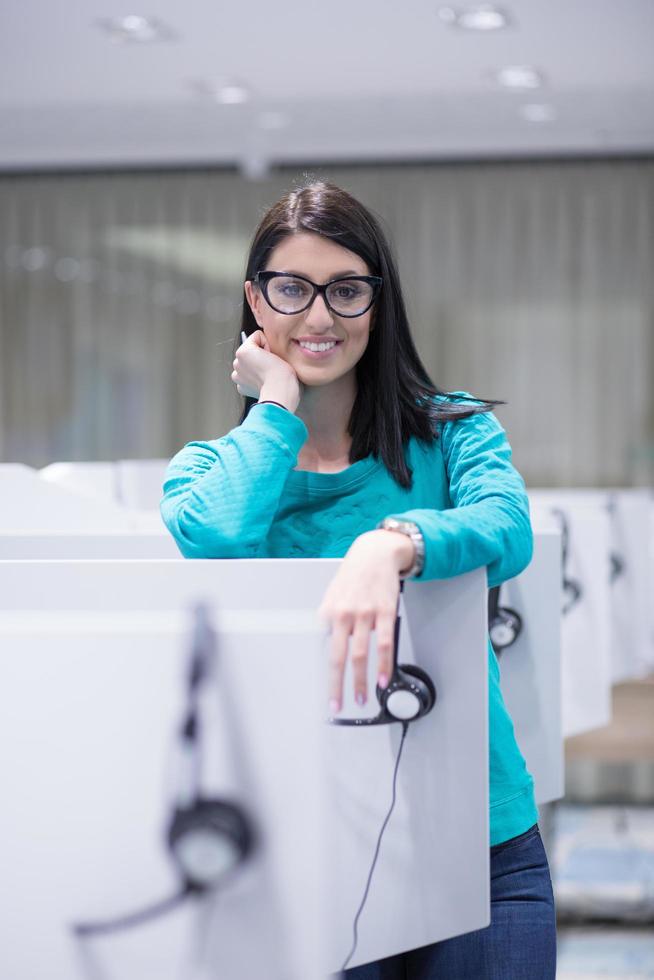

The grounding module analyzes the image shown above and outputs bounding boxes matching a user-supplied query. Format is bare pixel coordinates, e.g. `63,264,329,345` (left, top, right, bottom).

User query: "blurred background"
1,2,653,976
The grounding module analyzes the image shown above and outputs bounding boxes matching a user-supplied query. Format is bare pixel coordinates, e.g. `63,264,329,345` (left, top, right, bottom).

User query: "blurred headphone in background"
488,585,523,656
166,603,255,893
610,551,626,584
606,494,626,585
550,507,583,615
73,603,255,938
329,582,436,727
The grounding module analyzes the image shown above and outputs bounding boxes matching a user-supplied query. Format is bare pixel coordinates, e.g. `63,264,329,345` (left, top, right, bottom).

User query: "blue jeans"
344,823,556,979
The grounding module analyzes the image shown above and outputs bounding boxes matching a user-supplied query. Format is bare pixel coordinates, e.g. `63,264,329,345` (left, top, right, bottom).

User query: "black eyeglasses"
250,270,383,318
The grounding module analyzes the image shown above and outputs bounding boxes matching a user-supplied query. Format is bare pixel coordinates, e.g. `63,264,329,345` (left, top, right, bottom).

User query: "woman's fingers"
327,609,392,712
248,328,269,350
374,606,397,690
231,353,261,399
232,331,279,398
328,614,352,714
317,535,403,713
350,612,375,705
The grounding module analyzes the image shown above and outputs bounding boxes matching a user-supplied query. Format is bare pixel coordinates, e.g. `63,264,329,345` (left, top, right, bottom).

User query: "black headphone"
488,585,523,655
550,507,583,616
72,603,255,938
329,582,436,727
333,583,436,973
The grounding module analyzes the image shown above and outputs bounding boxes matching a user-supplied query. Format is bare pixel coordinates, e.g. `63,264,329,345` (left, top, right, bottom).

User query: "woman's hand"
317,530,415,713
232,330,301,410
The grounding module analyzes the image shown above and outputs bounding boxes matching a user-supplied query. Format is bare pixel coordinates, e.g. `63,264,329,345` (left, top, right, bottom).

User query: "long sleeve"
389,400,533,588
160,403,309,559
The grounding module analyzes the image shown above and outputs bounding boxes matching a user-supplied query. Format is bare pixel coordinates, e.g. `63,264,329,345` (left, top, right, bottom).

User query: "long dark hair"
238,178,503,490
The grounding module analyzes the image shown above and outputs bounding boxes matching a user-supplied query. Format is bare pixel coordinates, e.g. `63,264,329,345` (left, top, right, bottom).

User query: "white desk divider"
39,459,169,512
39,460,120,503
0,531,181,560
0,606,327,980
529,492,612,738
0,559,490,976
531,488,653,683
557,488,652,682
604,490,653,680
496,528,564,806
117,459,169,510
0,463,131,531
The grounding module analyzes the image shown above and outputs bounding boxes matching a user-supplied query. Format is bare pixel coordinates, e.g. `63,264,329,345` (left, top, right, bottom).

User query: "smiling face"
244,232,375,389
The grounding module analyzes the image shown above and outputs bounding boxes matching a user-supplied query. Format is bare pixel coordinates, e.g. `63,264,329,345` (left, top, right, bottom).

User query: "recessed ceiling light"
188,79,250,105
493,65,544,89
96,15,177,42
520,103,557,123
438,5,510,30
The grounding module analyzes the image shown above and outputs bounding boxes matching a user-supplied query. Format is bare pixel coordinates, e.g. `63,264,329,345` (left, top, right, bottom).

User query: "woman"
160,179,556,979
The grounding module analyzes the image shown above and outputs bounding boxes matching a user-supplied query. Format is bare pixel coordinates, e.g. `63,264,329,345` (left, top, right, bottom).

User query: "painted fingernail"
378,674,389,690
240,331,247,343
356,692,367,706
329,699,341,715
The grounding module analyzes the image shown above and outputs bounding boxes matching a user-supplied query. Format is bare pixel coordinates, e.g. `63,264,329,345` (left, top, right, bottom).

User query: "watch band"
377,517,425,579
253,400,289,412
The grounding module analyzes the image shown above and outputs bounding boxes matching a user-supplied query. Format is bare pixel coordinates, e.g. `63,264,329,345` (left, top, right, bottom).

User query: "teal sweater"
161,393,538,846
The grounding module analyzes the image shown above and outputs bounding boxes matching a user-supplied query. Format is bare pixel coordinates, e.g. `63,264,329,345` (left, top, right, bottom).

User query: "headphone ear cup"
399,664,436,712
379,663,436,721
489,606,523,651
168,798,254,892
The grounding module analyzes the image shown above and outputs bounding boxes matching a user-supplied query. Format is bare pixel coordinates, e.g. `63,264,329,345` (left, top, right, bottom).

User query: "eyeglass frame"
249,270,383,318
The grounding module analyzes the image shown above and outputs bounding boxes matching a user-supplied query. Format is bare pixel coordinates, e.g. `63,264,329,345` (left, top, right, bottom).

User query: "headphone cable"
72,885,193,938
341,720,409,973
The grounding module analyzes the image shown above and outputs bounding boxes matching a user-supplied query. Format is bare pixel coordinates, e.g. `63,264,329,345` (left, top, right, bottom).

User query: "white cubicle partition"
531,488,653,683
330,568,489,968
0,464,131,531
1,462,169,536
39,461,119,503
117,459,169,510
495,528,564,806
0,532,180,559
0,607,327,980
40,458,169,512
529,492,612,738
605,490,653,680
0,559,489,975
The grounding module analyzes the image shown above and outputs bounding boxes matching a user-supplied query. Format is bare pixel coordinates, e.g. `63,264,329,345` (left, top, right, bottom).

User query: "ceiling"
1,0,653,171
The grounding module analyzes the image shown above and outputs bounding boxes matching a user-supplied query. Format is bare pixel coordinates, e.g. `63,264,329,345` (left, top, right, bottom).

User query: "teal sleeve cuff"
240,402,309,457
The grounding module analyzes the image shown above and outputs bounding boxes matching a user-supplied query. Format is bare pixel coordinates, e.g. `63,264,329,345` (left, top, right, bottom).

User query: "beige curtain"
1,160,652,486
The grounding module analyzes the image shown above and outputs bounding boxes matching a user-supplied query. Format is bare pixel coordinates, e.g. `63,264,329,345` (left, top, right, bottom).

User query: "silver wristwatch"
377,517,425,579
